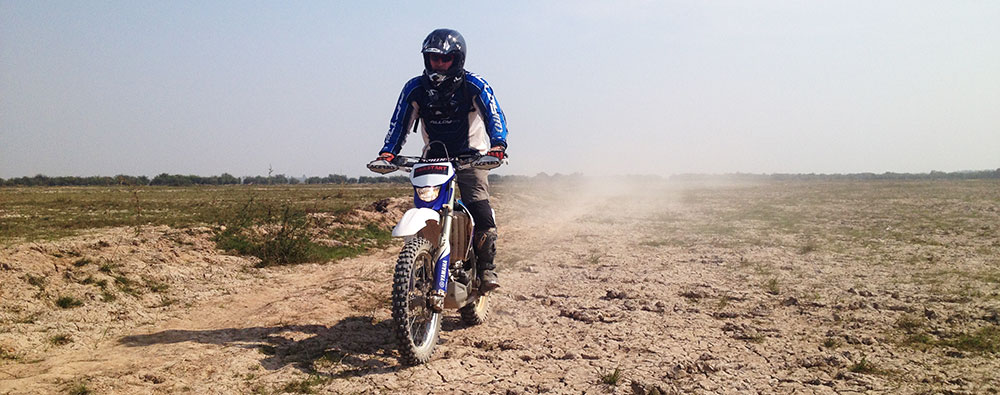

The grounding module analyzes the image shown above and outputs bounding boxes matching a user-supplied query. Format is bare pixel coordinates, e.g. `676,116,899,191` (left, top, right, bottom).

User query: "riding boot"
474,228,499,291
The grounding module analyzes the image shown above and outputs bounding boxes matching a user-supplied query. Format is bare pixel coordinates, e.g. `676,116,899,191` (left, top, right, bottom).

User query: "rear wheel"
459,291,490,325
391,237,441,365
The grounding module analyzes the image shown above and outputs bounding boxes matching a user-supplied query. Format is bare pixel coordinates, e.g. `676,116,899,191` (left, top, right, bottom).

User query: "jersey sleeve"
379,77,422,155
466,73,509,149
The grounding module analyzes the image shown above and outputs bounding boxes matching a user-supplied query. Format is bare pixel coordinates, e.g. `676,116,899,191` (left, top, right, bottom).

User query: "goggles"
427,53,454,63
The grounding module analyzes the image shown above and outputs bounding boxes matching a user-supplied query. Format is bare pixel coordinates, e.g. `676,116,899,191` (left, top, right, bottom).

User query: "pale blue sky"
2,1,998,178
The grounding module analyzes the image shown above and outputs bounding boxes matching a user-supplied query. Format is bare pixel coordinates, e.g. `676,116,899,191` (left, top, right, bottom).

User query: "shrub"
56,296,83,309
600,368,623,385
49,334,73,346
215,198,391,267
215,200,315,266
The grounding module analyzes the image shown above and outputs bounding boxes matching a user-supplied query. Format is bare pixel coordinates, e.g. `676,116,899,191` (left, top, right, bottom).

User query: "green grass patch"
939,325,1000,354
279,375,331,394
0,184,408,243
639,238,684,248
55,296,84,309
763,278,780,295
98,262,116,273
114,275,141,296
900,333,936,350
600,367,623,386
848,354,884,375
72,258,93,267
146,279,169,293
25,274,46,289
896,321,1000,355
895,314,925,332
67,382,91,395
101,291,117,302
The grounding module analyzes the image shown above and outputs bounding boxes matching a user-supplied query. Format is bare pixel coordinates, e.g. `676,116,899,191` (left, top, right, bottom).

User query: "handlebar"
367,154,503,174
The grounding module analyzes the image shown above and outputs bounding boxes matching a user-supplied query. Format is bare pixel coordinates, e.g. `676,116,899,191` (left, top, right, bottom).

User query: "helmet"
421,29,466,92
421,28,466,73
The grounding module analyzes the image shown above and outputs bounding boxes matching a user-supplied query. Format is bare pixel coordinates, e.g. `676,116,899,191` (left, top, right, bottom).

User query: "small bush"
68,382,91,395
600,367,623,386
763,278,780,295
848,354,882,375
215,198,391,267
73,258,93,267
895,315,925,333
55,296,83,309
215,200,317,266
25,274,46,289
0,347,18,361
49,334,73,346
146,279,169,293
101,291,117,302
113,275,141,296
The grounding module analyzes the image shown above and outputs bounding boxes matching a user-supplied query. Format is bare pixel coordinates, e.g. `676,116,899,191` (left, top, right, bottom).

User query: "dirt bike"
367,151,502,365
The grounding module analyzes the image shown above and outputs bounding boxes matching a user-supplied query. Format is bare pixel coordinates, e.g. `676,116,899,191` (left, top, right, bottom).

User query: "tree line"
669,169,1000,181
3,169,998,187
0,173,411,187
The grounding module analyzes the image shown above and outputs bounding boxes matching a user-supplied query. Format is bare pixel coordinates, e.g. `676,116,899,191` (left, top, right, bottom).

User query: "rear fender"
392,208,441,237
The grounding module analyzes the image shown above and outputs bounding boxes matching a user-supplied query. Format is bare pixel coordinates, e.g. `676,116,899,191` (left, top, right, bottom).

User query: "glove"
376,152,395,162
487,146,506,160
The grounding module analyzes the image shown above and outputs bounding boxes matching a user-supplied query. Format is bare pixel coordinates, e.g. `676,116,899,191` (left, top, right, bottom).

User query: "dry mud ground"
2,179,999,394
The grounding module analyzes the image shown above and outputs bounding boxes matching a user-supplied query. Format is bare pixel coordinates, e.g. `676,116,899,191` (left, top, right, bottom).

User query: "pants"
456,168,497,271
456,168,495,231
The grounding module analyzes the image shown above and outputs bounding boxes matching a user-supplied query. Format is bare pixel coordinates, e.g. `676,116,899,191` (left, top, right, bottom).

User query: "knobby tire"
391,237,441,365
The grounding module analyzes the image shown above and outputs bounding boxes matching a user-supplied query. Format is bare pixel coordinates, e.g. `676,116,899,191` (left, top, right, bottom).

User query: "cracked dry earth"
2,179,999,394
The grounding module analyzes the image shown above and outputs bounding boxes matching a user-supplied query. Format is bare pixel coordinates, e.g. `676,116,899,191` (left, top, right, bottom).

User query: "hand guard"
367,152,399,174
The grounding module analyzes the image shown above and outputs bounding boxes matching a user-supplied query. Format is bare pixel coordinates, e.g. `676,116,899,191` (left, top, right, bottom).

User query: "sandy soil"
1,180,998,394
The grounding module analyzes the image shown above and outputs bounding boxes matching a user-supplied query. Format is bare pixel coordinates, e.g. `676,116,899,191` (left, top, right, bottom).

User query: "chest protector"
416,78,477,158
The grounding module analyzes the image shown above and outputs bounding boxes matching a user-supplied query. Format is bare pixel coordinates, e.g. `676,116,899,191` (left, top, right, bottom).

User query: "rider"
373,28,508,291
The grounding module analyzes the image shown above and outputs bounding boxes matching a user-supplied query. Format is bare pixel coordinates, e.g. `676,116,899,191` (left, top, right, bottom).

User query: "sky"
2,1,998,178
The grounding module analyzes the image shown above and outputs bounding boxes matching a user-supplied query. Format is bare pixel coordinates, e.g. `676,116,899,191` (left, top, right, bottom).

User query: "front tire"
391,237,441,365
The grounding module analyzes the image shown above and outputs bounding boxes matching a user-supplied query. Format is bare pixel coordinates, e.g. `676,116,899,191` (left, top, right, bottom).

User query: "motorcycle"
367,150,503,365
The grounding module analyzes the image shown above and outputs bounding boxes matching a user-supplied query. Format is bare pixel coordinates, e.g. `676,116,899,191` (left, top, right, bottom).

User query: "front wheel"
391,237,441,365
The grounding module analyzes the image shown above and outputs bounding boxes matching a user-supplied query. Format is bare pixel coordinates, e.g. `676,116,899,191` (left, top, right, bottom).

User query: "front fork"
429,178,457,312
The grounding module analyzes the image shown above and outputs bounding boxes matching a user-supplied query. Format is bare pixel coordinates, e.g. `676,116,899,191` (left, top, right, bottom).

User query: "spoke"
404,250,436,345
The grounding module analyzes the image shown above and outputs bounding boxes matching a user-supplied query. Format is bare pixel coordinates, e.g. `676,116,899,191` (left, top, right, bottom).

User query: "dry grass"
0,184,408,243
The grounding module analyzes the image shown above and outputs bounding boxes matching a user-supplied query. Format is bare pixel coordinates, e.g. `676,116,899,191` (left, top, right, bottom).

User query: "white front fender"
392,208,441,237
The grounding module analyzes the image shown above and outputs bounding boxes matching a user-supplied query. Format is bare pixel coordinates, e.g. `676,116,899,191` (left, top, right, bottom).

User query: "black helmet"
421,28,466,73
421,29,466,93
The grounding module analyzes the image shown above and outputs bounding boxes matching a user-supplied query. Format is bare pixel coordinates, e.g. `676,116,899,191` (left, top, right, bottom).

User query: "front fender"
392,208,441,237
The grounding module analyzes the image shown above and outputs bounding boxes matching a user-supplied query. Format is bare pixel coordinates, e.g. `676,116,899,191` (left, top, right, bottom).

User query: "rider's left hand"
487,146,506,160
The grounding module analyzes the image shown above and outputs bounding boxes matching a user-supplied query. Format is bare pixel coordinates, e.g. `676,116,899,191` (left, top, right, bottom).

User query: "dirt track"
2,180,999,394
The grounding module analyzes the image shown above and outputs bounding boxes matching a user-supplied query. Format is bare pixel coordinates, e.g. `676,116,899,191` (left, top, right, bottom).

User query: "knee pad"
467,200,496,231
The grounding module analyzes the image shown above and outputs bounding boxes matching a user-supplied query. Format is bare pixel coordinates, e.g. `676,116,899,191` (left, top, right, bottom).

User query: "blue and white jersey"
380,71,508,159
